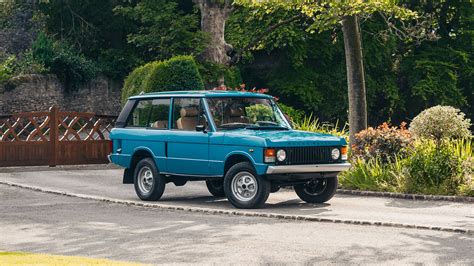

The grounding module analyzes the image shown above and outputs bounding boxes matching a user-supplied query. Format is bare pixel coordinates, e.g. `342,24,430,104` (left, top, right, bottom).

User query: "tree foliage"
0,0,471,125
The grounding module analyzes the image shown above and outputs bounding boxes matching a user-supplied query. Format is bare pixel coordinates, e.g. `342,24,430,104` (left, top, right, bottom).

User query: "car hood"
223,129,346,147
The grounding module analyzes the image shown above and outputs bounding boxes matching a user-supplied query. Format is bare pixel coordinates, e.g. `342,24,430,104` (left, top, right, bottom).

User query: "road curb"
337,189,474,203
1,181,472,235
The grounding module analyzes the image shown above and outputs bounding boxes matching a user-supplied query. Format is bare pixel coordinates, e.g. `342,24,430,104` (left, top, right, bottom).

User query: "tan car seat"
151,120,168,129
177,107,199,130
225,107,250,124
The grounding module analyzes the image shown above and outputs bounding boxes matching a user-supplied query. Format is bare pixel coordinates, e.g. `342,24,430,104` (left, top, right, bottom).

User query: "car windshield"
206,97,290,130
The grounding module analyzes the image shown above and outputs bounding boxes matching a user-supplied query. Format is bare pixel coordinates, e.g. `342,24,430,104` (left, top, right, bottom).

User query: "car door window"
148,99,170,129
127,98,170,128
173,98,207,131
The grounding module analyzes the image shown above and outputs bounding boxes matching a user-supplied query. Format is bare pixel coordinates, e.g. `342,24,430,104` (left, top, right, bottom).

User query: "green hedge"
121,55,204,103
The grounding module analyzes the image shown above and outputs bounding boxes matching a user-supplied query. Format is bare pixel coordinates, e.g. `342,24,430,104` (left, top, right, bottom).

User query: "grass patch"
0,251,144,265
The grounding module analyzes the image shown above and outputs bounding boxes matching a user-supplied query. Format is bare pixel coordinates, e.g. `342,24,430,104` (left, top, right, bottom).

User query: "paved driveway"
0,165,472,232
1,185,473,264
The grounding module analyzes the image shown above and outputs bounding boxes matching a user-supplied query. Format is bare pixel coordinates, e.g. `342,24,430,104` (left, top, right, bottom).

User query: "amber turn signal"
264,148,276,163
341,146,348,160
341,146,348,155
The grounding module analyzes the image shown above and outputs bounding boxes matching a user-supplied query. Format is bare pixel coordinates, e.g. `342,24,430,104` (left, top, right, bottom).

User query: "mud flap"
123,168,134,184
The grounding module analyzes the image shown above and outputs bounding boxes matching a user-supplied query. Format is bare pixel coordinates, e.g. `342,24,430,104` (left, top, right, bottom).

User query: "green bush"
0,55,15,83
278,103,304,123
121,62,155,104
122,55,204,103
404,139,473,195
352,123,412,163
143,55,204,92
409,105,472,141
32,33,98,89
340,138,473,196
245,104,274,123
339,157,405,192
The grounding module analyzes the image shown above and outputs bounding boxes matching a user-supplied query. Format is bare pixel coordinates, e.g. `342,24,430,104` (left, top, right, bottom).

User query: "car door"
166,97,210,175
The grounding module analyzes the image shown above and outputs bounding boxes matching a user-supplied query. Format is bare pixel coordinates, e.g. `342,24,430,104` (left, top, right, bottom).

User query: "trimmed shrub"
143,55,204,92
121,56,204,103
352,122,412,163
121,62,155,104
409,105,472,141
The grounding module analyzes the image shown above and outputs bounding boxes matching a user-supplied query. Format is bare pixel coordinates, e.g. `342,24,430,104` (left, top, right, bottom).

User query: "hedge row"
121,55,204,103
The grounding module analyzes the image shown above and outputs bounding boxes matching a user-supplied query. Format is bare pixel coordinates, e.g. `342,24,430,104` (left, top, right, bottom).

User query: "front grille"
277,146,336,165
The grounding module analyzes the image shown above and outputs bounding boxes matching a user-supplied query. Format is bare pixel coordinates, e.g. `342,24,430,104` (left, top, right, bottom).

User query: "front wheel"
224,162,270,209
294,177,338,204
134,158,166,201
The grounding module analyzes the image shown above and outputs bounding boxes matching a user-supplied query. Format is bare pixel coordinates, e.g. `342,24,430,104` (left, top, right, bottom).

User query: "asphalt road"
0,166,472,232
1,185,473,264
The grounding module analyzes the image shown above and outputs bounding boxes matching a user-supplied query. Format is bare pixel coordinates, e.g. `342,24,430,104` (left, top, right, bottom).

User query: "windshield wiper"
245,125,290,130
219,123,252,130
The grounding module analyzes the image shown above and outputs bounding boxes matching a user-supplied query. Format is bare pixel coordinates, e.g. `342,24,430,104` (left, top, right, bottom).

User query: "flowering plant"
409,105,472,142
352,122,413,163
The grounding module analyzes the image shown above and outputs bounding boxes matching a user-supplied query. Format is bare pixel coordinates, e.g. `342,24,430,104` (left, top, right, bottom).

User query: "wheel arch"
123,148,156,184
223,152,255,176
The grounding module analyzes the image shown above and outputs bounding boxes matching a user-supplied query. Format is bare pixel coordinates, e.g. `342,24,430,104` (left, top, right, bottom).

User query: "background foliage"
0,0,472,124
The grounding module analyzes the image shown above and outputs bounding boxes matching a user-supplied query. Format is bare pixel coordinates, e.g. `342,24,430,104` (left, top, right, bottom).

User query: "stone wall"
0,74,122,115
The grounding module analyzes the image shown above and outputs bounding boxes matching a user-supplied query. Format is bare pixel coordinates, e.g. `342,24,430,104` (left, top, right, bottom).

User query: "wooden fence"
0,106,117,167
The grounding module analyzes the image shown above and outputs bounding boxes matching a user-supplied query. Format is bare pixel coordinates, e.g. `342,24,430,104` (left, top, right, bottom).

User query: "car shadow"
385,198,455,209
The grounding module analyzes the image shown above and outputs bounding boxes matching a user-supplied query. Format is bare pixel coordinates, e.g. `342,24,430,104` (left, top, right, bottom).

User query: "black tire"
224,162,270,209
133,158,166,201
294,177,338,204
270,184,280,193
206,179,225,197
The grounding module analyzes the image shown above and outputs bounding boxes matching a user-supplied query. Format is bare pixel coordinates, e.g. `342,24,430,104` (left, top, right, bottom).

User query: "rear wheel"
206,179,225,197
294,177,338,204
134,158,166,201
224,162,270,209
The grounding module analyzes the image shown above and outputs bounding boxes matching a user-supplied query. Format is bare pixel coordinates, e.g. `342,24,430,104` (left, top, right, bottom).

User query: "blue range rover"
109,91,350,209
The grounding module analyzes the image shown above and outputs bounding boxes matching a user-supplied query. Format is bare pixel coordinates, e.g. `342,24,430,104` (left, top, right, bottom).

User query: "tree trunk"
342,15,367,147
194,0,232,86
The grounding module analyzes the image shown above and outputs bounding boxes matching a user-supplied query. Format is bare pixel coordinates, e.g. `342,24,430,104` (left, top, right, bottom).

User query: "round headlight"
331,148,340,160
276,149,286,161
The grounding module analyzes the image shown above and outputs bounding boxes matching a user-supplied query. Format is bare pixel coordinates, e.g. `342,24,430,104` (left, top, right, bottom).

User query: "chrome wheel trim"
231,171,258,202
303,179,327,196
138,166,154,194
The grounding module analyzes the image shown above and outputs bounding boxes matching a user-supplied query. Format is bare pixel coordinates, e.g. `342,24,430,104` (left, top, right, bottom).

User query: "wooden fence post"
49,106,59,167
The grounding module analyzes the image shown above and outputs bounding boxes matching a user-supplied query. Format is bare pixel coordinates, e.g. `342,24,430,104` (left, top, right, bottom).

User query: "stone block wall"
0,74,122,115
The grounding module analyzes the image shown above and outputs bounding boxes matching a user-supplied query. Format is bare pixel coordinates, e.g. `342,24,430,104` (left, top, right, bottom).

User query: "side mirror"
196,125,207,133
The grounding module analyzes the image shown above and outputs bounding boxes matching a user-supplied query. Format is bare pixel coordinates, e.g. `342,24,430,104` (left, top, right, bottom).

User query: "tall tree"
342,15,367,144
236,0,417,144
192,0,233,85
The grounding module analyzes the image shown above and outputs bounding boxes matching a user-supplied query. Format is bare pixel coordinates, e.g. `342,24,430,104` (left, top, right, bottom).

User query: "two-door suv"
109,91,350,208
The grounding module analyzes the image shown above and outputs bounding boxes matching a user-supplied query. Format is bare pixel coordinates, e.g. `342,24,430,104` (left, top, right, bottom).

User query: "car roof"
128,90,274,100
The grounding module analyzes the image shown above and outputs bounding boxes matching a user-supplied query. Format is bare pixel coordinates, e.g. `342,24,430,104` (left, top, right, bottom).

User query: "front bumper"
266,162,351,174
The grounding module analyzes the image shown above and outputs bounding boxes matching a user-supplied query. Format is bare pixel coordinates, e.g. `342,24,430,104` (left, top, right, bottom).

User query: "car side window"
127,98,170,129
172,98,207,131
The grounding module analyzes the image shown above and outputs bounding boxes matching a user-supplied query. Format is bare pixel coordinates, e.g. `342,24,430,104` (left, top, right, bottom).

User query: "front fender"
224,151,269,176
